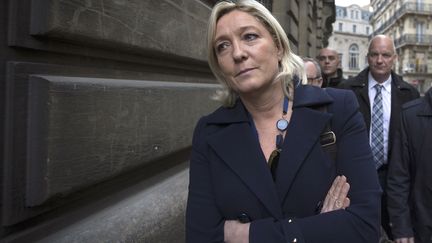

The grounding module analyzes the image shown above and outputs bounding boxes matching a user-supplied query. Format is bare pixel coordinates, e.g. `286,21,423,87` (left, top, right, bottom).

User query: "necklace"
268,96,289,180
276,96,289,147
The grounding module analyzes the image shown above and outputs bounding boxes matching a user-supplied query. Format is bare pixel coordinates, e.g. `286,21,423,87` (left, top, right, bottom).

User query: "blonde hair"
207,0,307,107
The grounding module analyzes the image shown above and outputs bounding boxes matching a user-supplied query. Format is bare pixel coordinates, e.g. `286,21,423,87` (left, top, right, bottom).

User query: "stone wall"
1,0,218,242
1,0,335,242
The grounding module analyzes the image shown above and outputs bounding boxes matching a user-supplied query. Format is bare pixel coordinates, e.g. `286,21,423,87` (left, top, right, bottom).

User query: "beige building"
328,4,373,78
370,0,432,93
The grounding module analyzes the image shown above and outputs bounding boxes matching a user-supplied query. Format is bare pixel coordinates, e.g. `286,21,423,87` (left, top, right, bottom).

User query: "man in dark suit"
387,87,432,243
338,35,420,240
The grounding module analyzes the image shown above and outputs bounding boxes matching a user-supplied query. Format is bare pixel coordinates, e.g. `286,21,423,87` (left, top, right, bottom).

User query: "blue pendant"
276,118,288,131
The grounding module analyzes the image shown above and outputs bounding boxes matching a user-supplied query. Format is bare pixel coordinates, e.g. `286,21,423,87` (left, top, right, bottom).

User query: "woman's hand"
395,237,414,243
224,220,250,243
224,175,349,242
321,175,350,213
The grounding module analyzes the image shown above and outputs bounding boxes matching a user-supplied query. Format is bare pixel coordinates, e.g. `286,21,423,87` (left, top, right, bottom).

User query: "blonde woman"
186,1,381,242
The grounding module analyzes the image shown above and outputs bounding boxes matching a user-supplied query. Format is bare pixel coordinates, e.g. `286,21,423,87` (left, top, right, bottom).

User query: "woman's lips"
235,68,255,77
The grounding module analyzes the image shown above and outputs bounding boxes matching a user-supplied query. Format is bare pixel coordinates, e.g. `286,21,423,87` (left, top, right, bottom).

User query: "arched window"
349,44,359,69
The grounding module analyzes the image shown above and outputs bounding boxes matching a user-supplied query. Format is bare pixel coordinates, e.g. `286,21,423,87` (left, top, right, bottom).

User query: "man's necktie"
371,84,384,169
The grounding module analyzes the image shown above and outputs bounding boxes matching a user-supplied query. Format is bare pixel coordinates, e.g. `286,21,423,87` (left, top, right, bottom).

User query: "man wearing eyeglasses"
303,57,323,87
317,47,345,88
339,35,419,241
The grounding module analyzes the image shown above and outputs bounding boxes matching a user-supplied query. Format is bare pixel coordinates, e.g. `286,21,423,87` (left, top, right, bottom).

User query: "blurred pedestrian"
387,86,432,243
303,57,323,87
317,48,345,87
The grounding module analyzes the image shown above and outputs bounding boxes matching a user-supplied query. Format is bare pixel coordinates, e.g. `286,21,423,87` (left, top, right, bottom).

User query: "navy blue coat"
387,87,432,242
186,85,381,243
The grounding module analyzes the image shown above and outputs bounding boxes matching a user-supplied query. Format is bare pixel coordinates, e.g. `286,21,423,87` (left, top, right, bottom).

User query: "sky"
335,0,370,7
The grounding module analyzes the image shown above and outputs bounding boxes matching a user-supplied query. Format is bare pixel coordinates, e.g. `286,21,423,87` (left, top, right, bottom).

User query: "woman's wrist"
224,220,250,243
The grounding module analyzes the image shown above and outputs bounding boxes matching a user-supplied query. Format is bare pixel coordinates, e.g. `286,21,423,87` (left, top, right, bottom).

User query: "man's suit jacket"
186,85,381,243
338,68,420,167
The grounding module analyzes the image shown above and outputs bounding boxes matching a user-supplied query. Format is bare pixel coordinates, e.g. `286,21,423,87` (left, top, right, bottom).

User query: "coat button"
237,212,250,223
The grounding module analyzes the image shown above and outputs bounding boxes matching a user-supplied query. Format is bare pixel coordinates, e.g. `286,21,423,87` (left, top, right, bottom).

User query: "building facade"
328,4,373,78
1,0,336,242
370,0,432,93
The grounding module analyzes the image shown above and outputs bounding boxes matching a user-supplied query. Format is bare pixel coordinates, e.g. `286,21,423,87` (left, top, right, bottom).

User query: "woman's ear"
277,48,283,61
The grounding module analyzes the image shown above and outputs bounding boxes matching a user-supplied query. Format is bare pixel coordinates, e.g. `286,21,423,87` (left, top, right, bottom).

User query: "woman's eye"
244,33,258,41
216,42,229,53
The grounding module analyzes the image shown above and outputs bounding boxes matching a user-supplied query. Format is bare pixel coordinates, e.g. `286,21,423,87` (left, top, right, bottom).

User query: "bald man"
317,47,345,87
339,35,419,240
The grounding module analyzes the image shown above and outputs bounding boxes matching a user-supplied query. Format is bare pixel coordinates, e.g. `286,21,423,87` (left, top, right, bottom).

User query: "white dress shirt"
368,72,391,165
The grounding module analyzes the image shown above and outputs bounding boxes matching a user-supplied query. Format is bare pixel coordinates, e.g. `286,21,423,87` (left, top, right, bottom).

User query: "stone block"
30,0,211,60
26,75,219,207
6,162,190,243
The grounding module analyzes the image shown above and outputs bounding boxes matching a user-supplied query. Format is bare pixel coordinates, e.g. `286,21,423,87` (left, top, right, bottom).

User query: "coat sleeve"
249,90,382,243
387,109,414,238
186,117,225,243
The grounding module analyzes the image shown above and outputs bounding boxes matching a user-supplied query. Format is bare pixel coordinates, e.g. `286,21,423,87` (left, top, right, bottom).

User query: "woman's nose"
232,42,247,62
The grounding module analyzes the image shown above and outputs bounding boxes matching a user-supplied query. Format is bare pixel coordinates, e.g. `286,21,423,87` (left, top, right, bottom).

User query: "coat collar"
346,68,414,109
292,84,333,107
348,68,413,91
207,85,333,124
205,85,334,218
347,68,369,87
347,68,370,109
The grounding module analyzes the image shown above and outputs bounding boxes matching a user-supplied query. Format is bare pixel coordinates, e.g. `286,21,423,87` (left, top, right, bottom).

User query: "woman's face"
214,10,282,95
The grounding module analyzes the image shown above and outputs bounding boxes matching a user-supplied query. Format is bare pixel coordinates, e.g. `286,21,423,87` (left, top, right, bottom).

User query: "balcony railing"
402,64,429,73
372,2,432,35
395,34,432,48
372,0,390,17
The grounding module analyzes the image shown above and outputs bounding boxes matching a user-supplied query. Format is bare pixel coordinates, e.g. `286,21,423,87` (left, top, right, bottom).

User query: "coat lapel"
347,69,370,130
357,70,371,129
420,88,432,116
274,85,333,202
204,86,333,218
206,102,283,219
